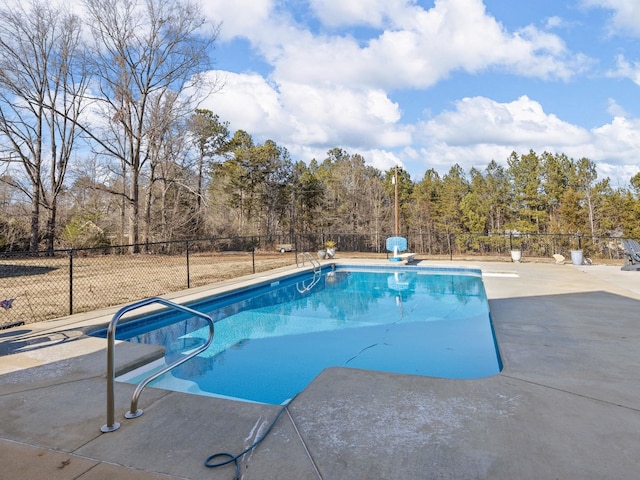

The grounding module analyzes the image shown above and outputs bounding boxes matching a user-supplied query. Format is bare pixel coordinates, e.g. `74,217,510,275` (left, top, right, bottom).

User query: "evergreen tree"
484,160,510,232
507,150,547,233
541,152,571,232
436,164,469,235
410,169,441,254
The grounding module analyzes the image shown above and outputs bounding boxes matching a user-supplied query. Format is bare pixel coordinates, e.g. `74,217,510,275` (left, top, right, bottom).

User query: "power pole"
394,165,399,236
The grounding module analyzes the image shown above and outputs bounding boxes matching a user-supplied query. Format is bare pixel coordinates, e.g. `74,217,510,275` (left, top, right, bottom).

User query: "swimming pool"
101,265,502,404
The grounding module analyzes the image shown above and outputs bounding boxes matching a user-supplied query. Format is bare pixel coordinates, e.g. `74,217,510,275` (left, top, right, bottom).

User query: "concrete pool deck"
1,259,640,479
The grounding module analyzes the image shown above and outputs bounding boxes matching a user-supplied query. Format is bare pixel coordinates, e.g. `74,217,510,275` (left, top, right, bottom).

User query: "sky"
194,0,640,188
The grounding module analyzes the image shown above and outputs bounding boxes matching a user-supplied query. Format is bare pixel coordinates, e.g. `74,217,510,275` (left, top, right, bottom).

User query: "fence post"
252,237,256,274
186,240,190,289
448,233,453,261
69,249,74,316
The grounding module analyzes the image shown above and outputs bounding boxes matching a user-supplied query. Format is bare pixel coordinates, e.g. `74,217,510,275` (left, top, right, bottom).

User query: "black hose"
204,397,294,479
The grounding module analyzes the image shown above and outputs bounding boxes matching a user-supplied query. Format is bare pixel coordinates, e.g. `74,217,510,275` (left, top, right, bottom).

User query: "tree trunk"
144,184,152,251
143,163,156,250
197,152,204,211
45,205,56,254
586,191,596,239
129,169,139,253
160,182,169,240
30,186,40,252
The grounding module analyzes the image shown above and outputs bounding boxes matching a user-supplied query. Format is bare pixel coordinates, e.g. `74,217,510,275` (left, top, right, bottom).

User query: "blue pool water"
101,265,502,404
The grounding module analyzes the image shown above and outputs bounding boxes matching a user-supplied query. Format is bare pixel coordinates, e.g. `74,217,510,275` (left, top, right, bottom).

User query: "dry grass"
0,252,296,325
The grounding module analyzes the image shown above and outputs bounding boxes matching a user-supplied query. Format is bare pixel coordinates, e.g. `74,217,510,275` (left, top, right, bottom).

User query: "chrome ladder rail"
101,297,214,433
301,251,321,272
296,252,322,292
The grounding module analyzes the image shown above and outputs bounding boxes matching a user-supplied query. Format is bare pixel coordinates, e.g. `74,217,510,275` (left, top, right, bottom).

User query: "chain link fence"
0,236,298,325
0,232,630,326
297,231,627,261
409,231,626,261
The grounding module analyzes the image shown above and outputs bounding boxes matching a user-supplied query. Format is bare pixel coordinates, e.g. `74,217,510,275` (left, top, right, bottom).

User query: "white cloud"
277,82,411,147
301,1,584,87
582,0,640,36
420,96,591,147
203,0,590,92
309,0,432,29
200,0,274,42
591,116,640,162
366,149,403,172
308,0,415,28
606,98,628,117
200,72,287,136
597,163,640,188
198,71,411,152
408,143,516,173
391,95,638,186
607,54,640,85
544,16,565,30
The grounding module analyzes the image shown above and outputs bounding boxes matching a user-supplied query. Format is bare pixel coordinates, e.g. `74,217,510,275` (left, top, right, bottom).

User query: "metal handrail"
301,252,321,272
296,252,322,293
101,297,214,433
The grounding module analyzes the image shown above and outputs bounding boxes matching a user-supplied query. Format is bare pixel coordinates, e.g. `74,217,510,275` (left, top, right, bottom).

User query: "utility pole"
394,165,399,236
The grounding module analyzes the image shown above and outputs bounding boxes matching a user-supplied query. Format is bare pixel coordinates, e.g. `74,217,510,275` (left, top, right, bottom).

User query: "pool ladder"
296,252,322,293
101,297,214,433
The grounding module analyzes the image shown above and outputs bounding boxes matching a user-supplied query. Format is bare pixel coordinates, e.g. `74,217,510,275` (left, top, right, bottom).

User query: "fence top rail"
0,232,627,258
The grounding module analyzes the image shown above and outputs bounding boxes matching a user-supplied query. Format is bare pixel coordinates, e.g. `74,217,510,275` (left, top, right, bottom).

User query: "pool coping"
2,258,640,479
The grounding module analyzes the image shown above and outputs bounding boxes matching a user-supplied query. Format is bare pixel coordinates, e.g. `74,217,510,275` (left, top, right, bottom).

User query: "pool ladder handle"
300,251,321,272
297,252,322,292
101,297,214,433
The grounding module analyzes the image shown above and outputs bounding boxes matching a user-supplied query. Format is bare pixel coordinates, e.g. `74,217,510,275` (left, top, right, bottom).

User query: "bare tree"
81,0,218,251
143,90,198,242
0,0,88,252
186,109,231,219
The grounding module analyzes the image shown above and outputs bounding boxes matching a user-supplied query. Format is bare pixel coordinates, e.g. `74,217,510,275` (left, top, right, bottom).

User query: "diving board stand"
386,236,416,263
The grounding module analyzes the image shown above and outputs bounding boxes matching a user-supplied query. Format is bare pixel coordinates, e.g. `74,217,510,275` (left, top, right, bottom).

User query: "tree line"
1,1,639,254
208,145,640,243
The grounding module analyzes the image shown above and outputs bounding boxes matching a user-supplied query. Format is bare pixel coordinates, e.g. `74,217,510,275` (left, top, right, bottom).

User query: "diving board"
386,236,416,263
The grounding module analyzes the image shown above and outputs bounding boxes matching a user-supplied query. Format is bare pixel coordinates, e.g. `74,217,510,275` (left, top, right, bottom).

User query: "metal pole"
394,166,399,237
102,318,119,432
69,249,74,315
186,241,190,289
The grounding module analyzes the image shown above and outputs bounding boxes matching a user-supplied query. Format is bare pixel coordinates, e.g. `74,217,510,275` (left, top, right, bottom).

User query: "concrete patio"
1,260,639,479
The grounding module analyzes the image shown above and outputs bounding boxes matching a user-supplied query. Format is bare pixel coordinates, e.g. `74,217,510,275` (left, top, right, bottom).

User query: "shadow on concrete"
0,329,77,356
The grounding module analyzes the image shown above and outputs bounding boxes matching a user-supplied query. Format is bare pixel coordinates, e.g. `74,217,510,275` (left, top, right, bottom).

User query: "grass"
0,251,297,325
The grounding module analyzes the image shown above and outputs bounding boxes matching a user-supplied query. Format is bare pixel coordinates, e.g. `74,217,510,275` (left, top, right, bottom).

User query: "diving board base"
390,253,416,263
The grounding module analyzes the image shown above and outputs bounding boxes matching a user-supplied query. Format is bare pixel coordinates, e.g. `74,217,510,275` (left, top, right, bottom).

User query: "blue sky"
198,0,640,188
